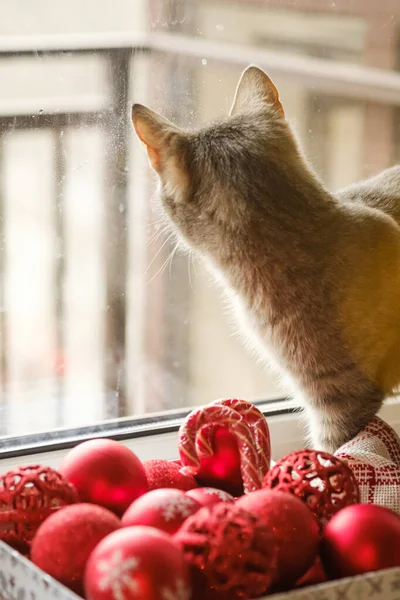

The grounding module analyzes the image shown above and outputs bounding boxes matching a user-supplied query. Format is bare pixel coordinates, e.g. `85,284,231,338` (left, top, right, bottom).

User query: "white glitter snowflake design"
203,488,232,500
161,578,191,600
155,495,197,521
98,549,140,600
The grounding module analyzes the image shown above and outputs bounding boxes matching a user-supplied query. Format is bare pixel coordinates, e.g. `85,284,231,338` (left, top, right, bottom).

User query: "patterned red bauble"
321,504,400,578
59,438,148,516
143,459,197,491
122,488,201,535
84,526,191,600
31,503,120,595
237,489,319,585
263,449,359,527
174,502,277,598
0,465,78,555
186,487,234,507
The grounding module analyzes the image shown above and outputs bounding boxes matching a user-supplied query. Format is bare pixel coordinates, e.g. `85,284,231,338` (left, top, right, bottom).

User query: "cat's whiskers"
145,223,170,248
144,231,175,273
147,241,179,286
168,241,180,278
187,251,194,290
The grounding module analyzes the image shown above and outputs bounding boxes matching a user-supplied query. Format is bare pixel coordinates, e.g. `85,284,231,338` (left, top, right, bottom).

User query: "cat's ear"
230,66,285,118
131,104,182,174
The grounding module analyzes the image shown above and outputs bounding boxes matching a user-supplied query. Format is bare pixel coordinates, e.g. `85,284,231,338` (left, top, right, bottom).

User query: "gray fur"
132,66,400,452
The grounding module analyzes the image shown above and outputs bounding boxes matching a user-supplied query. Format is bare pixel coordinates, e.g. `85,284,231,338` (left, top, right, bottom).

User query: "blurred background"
0,0,400,436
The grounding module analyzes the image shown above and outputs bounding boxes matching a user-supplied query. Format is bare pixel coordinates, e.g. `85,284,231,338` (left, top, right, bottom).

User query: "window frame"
0,398,399,473
1,31,400,469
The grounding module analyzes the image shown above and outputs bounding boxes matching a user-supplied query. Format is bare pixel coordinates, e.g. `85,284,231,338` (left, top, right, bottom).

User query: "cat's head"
132,66,300,256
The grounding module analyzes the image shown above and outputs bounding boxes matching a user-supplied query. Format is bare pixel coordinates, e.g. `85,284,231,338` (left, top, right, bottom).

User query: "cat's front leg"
300,379,384,453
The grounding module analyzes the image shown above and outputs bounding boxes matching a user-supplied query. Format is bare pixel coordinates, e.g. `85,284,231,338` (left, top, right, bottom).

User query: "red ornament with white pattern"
122,489,201,535
179,398,270,497
84,526,191,600
186,487,234,506
263,449,359,527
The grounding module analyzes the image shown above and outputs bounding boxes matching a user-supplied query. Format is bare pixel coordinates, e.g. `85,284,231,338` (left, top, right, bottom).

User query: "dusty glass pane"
0,0,399,436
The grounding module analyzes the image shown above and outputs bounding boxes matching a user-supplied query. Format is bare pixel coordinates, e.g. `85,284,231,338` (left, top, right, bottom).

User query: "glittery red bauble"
144,459,197,491
263,449,359,527
59,438,148,516
186,487,234,507
31,503,120,595
84,526,190,600
0,465,78,555
321,504,400,578
174,502,277,598
237,489,319,585
193,426,244,496
295,556,327,589
122,488,201,535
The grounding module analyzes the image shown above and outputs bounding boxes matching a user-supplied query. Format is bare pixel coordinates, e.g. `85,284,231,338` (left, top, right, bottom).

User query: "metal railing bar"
1,31,400,105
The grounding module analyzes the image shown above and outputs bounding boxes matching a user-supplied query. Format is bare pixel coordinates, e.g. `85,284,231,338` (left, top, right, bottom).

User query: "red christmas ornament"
174,502,278,598
31,503,120,595
0,465,78,555
84,526,190,600
122,488,201,535
179,399,270,496
59,438,148,516
321,504,400,578
295,556,327,589
186,487,234,506
263,449,359,527
187,426,244,496
144,459,197,491
237,489,319,585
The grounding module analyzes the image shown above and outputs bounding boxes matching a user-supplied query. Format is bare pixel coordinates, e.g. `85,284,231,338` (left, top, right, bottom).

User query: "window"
0,0,400,465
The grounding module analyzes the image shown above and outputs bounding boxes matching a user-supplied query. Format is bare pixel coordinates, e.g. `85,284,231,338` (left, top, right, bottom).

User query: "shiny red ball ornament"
174,502,278,598
122,488,201,535
31,503,120,595
143,459,197,491
84,526,191,600
263,449,359,527
59,438,148,516
186,487,234,506
321,504,400,578
189,426,244,496
237,489,320,585
0,465,78,555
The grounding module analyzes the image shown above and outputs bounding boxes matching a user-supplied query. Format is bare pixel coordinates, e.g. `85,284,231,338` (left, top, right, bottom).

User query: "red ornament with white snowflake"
121,489,201,535
186,487,234,506
84,525,191,600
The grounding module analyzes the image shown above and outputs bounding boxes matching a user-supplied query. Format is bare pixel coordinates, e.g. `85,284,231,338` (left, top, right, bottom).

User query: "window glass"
1,0,399,436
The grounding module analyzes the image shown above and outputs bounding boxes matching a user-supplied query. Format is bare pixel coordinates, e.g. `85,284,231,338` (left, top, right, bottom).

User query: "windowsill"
0,396,399,474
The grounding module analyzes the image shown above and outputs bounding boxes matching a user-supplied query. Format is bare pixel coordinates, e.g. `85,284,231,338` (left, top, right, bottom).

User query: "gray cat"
131,65,400,452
